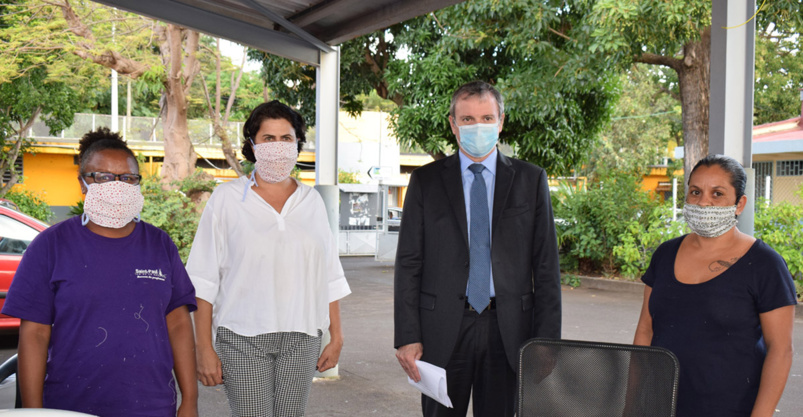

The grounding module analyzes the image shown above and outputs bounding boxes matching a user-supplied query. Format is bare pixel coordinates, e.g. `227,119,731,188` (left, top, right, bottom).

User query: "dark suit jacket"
394,151,561,370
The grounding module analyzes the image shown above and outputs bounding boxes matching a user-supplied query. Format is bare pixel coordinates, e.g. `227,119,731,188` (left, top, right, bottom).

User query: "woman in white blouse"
186,101,351,417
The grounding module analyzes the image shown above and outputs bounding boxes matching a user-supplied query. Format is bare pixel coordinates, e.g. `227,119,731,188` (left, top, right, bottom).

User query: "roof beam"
92,0,321,65
290,0,359,27
321,0,463,44
239,0,335,53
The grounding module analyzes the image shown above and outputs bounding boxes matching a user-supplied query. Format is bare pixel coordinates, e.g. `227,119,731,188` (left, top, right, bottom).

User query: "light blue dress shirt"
459,149,497,297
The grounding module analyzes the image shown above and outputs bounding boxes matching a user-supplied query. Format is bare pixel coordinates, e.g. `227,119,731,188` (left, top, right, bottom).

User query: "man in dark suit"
394,81,561,417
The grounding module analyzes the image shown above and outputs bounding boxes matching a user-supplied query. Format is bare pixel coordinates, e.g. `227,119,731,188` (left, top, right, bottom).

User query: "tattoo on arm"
708,257,740,272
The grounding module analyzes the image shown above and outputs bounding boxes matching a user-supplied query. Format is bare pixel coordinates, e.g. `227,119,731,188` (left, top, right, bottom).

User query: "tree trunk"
159,25,200,186
676,27,711,185
58,4,199,186
636,27,711,187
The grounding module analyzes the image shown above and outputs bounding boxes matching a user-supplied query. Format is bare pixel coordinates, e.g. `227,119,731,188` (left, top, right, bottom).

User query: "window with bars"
776,160,803,177
1,156,24,184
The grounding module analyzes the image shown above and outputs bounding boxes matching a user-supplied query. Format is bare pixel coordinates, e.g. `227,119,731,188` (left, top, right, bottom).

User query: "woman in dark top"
634,154,796,417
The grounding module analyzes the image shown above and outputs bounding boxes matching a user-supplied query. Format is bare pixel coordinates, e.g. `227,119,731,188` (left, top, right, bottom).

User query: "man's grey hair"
449,81,505,119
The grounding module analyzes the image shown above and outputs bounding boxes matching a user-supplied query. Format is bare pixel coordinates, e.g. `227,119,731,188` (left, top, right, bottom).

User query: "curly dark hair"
241,100,306,163
78,127,137,173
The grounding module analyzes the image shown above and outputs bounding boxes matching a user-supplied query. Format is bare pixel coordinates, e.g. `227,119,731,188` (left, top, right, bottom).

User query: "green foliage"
248,30,382,123
613,204,686,279
561,273,582,288
581,64,682,179
0,66,81,193
388,0,620,173
588,0,711,60
68,200,84,217
4,188,54,222
139,176,204,263
754,190,803,290
241,160,254,176
754,35,803,125
552,171,658,274
338,169,360,184
177,169,217,195
250,1,620,173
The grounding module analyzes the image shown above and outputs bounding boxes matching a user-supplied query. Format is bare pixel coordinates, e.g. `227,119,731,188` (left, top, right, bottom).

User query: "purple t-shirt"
2,216,197,417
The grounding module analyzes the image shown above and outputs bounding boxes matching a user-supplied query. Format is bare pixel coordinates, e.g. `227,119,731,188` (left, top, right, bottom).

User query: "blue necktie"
468,164,491,312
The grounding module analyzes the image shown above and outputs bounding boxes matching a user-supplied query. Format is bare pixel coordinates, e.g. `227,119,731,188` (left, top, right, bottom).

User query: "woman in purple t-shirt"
2,128,199,417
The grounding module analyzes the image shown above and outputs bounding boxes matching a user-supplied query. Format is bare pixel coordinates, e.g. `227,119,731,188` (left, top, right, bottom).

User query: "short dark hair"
449,81,505,119
688,154,747,204
78,127,136,173
241,100,306,162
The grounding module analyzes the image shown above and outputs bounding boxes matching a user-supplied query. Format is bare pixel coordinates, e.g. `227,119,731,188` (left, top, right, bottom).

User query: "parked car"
387,207,402,232
0,206,49,331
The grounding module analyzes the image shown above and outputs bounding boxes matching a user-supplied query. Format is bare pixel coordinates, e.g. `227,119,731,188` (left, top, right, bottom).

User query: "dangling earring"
81,212,90,226
134,214,141,223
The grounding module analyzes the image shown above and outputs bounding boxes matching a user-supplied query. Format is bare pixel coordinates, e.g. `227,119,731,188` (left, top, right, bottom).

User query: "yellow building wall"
16,153,84,207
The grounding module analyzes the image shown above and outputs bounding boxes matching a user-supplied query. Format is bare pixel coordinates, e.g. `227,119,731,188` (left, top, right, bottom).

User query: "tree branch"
548,27,575,42
56,0,150,78
634,53,683,72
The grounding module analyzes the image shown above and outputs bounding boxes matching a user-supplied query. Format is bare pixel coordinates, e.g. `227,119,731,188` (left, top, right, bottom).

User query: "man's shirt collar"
459,148,498,175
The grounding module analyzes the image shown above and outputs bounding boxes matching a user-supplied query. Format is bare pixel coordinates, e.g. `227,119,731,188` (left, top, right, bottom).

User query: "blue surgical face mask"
457,123,499,158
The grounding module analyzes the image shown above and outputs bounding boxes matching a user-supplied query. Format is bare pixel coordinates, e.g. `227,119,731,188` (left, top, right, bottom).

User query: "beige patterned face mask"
81,178,144,228
682,203,737,238
251,140,298,183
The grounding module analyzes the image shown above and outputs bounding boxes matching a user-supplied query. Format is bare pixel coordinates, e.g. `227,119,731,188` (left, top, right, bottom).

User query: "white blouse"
186,176,351,337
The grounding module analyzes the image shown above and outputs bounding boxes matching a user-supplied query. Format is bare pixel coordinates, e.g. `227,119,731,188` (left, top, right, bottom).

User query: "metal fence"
754,158,803,206
758,174,803,206
28,113,245,147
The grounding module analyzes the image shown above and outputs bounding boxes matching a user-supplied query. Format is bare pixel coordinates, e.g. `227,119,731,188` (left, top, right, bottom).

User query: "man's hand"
196,345,224,386
396,343,424,382
317,336,343,372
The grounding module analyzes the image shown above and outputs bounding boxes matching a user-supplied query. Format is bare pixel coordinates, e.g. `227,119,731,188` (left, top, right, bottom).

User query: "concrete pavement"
197,256,803,416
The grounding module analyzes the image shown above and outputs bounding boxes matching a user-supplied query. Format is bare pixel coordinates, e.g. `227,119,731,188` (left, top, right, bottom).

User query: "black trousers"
422,308,516,417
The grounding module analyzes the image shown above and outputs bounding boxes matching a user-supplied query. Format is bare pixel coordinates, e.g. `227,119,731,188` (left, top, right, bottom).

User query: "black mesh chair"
518,338,679,417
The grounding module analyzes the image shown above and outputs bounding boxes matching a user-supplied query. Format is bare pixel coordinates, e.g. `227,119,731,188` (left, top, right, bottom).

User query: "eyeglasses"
82,172,142,185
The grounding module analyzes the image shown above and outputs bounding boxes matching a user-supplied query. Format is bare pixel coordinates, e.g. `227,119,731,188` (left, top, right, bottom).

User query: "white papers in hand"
407,360,453,408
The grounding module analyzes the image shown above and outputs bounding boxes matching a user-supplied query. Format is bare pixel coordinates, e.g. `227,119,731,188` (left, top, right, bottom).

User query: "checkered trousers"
216,327,323,417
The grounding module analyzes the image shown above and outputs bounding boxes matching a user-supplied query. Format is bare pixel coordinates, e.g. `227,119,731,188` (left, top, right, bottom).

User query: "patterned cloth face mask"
457,123,499,158
682,203,738,238
251,140,299,183
81,177,144,228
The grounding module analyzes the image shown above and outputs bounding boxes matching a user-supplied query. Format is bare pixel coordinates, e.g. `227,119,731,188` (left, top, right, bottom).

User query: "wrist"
196,343,215,353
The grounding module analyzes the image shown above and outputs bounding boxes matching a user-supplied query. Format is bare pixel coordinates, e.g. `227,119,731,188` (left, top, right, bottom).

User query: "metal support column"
314,46,340,379
709,0,756,235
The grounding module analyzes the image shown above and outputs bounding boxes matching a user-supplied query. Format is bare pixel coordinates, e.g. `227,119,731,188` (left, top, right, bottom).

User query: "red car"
0,206,49,331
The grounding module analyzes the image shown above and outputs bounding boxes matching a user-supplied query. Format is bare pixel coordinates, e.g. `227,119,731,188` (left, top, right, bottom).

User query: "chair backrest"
518,338,679,417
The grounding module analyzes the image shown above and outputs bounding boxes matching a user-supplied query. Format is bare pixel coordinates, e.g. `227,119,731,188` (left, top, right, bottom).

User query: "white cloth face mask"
682,203,738,238
252,140,299,183
81,178,144,229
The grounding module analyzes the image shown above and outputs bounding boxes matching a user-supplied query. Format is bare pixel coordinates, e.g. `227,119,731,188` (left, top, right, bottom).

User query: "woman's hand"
316,336,343,372
196,345,224,386
317,300,344,372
